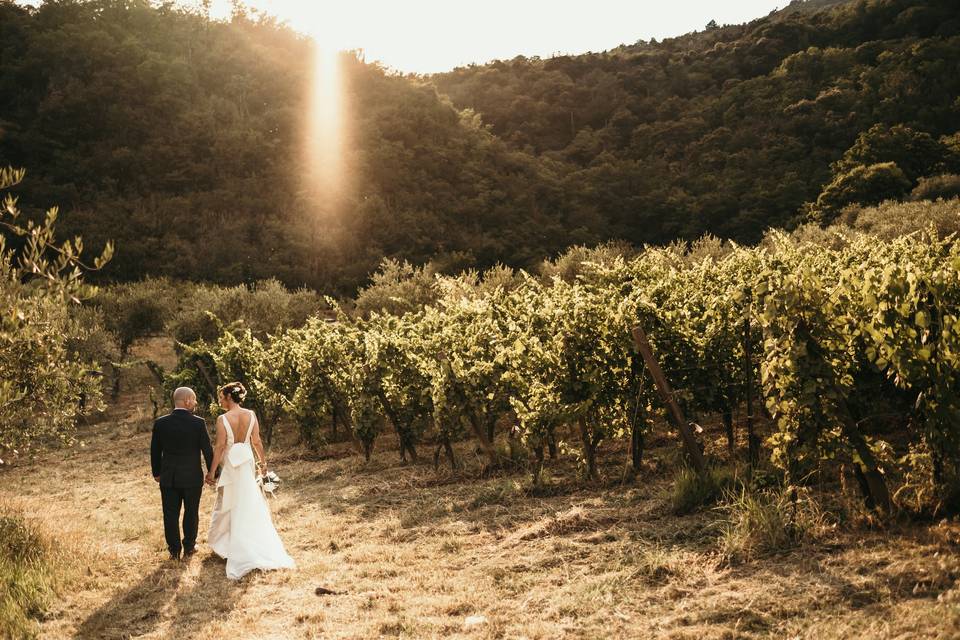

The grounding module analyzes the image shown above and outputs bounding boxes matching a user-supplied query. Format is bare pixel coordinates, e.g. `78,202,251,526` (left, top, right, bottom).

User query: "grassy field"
2,339,959,639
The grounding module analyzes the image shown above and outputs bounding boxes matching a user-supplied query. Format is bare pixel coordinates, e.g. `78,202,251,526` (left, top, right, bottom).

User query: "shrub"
0,512,55,639
683,233,736,264
832,124,952,184
537,241,637,283
353,258,439,317
429,264,522,301
64,305,120,408
66,306,119,371
93,278,177,357
843,197,960,240
0,167,111,454
911,174,960,202
167,278,326,345
811,162,912,224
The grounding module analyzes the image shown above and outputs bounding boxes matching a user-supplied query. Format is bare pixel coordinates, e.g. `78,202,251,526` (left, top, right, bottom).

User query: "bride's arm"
251,418,268,472
206,418,227,485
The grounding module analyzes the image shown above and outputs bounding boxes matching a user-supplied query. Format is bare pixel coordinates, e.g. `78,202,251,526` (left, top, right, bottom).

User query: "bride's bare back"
209,408,267,482
222,408,254,443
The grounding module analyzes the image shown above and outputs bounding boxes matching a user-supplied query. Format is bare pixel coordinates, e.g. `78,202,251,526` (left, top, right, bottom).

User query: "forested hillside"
1,0,958,293
435,0,960,241
0,0,557,291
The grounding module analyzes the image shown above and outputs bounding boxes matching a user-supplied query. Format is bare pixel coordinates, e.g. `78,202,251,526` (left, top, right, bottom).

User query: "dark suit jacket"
151,409,213,488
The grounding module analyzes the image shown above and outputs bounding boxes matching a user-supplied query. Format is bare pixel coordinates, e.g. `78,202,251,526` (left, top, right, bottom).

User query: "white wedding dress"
208,410,294,580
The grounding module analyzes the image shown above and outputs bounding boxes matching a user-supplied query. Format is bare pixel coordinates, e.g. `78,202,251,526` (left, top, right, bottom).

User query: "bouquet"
257,469,281,497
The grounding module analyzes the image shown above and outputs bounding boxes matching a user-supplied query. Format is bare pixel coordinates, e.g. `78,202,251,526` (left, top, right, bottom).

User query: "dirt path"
3,345,959,639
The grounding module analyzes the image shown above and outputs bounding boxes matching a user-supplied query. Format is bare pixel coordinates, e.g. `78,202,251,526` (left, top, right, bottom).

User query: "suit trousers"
160,485,203,555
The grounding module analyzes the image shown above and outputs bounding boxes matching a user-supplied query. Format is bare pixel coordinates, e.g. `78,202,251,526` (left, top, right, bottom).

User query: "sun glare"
200,0,788,74
305,42,346,202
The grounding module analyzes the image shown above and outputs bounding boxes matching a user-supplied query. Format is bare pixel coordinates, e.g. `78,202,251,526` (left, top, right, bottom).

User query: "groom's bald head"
173,387,196,409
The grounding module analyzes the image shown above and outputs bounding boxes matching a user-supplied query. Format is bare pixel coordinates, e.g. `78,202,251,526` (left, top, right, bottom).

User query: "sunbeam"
304,42,347,202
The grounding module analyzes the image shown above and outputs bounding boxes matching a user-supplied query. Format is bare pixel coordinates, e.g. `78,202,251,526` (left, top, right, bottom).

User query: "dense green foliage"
436,0,960,238
0,167,111,455
0,0,556,292
173,204,960,513
1,0,958,293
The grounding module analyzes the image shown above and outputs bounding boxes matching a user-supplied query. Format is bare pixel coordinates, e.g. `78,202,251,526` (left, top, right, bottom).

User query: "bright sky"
199,0,788,74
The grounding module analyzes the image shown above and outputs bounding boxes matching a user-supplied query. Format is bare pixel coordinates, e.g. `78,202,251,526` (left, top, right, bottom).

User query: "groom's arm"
199,419,213,473
150,420,162,481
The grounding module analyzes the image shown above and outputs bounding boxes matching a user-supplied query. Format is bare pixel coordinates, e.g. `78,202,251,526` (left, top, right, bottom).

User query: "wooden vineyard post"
630,325,707,475
743,296,759,466
194,359,220,404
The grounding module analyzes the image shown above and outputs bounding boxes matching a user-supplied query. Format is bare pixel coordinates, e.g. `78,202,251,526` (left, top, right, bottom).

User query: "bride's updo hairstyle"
220,381,247,404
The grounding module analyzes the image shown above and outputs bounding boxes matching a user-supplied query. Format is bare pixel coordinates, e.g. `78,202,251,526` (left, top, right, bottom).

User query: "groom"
151,387,214,560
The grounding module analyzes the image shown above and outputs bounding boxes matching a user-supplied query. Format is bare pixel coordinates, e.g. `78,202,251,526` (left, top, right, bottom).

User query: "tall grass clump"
716,487,827,564
669,465,739,515
622,543,683,584
0,512,57,639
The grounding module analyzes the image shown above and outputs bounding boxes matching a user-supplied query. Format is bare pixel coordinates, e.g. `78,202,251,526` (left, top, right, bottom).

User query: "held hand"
204,473,215,486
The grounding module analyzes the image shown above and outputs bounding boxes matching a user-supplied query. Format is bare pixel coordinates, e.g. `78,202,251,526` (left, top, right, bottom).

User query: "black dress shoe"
183,548,197,557
169,551,181,561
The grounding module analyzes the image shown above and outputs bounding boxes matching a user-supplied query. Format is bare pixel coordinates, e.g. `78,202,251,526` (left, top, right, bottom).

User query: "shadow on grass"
169,554,248,637
279,453,667,544
274,435,734,553
73,554,246,639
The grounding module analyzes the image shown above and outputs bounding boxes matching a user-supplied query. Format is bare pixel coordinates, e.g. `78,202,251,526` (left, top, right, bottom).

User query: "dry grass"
1,339,959,639
0,505,58,639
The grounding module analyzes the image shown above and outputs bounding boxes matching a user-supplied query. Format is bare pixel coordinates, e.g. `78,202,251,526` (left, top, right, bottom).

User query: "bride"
205,381,294,580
